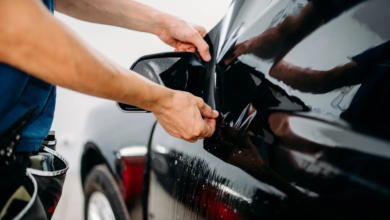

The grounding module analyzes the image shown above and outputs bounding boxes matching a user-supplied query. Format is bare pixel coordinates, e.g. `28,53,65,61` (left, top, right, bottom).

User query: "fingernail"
205,55,211,61
213,110,219,116
224,59,229,65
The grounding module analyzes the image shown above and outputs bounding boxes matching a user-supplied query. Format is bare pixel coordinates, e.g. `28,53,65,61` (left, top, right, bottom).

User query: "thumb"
203,118,216,138
189,31,211,62
195,97,219,118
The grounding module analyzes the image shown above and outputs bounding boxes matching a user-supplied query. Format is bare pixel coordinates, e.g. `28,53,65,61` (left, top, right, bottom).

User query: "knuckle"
170,132,180,138
209,127,216,136
197,97,205,106
182,133,192,140
194,127,203,136
187,31,198,41
191,31,199,38
184,91,192,97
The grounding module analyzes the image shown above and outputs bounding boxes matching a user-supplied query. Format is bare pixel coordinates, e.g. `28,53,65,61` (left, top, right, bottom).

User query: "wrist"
148,11,184,36
146,10,165,35
148,11,174,35
144,84,174,112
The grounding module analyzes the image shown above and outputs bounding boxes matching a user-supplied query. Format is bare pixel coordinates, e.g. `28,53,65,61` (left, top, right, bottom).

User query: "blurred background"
50,0,231,219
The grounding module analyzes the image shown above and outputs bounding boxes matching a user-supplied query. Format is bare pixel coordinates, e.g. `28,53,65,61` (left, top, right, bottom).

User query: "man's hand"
56,0,211,62
151,90,218,142
154,17,211,62
1,0,217,143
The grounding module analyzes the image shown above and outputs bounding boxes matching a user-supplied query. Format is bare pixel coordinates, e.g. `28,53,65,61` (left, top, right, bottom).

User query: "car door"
145,0,390,219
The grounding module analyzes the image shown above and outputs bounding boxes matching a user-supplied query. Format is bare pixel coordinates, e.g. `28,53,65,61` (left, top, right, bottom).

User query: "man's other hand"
151,90,218,143
154,16,211,62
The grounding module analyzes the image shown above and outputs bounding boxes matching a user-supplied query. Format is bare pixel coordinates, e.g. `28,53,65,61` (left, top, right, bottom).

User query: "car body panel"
82,0,390,219
84,102,156,173
146,0,390,219
82,103,156,219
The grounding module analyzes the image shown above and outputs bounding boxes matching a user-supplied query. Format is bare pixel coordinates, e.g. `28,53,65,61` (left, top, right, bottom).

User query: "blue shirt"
0,0,55,152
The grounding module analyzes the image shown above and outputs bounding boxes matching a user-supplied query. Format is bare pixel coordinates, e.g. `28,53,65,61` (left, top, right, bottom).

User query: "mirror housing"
117,52,205,113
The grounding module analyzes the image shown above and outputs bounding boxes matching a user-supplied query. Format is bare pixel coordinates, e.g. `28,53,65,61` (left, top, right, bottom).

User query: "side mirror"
117,52,205,113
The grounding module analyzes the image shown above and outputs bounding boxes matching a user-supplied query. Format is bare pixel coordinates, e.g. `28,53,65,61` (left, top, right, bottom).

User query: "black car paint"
81,0,390,219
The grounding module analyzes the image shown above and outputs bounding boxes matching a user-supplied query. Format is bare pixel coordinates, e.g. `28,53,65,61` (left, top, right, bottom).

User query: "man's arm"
55,0,211,61
0,0,218,142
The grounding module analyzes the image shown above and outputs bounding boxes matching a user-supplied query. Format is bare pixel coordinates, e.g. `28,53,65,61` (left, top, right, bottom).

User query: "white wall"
51,0,231,172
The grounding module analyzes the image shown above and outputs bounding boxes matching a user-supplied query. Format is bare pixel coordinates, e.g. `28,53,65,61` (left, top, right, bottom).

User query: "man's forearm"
56,0,212,61
56,0,172,36
0,0,169,111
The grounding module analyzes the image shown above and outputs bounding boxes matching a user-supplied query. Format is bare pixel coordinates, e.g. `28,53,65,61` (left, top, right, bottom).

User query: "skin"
0,0,218,143
55,0,212,57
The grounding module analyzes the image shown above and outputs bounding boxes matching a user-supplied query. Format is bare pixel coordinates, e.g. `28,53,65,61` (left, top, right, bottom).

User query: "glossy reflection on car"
81,0,390,219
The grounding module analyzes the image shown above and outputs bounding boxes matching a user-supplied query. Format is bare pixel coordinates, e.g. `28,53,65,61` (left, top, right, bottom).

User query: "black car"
80,0,390,219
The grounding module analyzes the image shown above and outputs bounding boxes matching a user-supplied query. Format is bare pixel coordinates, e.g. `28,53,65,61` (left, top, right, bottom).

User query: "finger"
185,139,197,143
203,118,216,138
193,25,208,38
176,42,196,50
195,97,218,118
179,47,197,53
196,118,216,139
176,41,202,60
169,130,182,139
164,37,180,49
173,133,198,143
186,47,196,53
188,31,211,62
168,129,193,142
